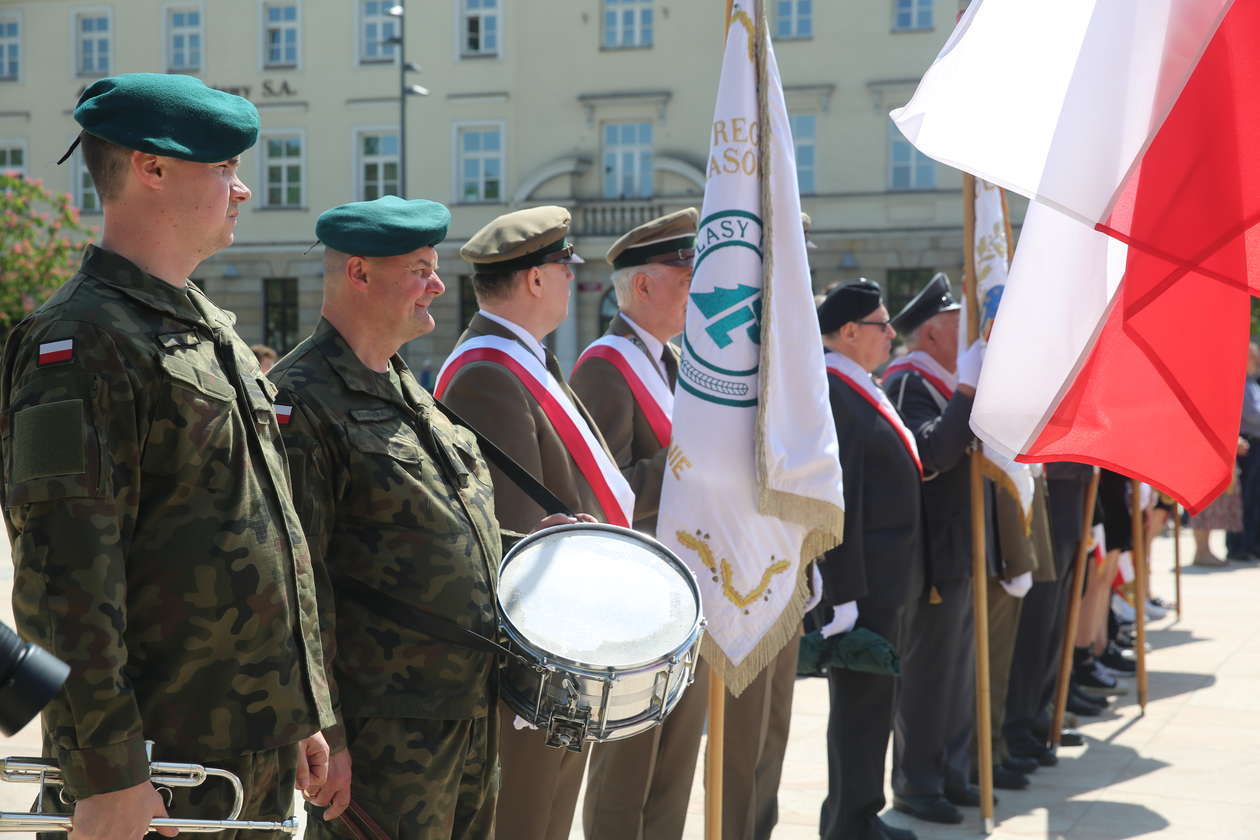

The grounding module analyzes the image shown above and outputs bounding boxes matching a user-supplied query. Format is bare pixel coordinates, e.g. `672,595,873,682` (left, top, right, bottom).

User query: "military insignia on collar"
38,339,74,366
274,403,293,425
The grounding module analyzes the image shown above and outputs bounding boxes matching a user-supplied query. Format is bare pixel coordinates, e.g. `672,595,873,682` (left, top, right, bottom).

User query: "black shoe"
944,784,980,807
1100,641,1137,674
1067,689,1106,717
991,764,1030,790
1002,755,1039,774
875,818,918,840
892,795,964,825
1008,738,1058,767
1074,658,1119,692
1059,728,1085,747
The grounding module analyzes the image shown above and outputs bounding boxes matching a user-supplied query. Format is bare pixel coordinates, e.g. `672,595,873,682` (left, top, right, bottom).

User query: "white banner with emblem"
657,0,844,695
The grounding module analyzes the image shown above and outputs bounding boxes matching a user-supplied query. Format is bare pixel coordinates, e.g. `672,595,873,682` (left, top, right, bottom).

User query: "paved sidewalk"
1,530,1257,838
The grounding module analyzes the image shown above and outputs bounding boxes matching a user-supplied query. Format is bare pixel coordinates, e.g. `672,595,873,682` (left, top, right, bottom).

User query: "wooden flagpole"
1050,467,1100,747
962,172,995,834
1130,479,1149,713
1173,502,1182,620
705,3,734,840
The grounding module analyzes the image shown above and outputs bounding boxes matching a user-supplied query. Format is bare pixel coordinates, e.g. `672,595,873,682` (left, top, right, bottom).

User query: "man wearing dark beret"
814,280,921,840
0,73,334,839
270,197,582,839
436,206,626,840
570,208,701,840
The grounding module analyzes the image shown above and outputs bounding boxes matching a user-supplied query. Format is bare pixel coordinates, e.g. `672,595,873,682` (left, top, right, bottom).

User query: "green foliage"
0,173,97,335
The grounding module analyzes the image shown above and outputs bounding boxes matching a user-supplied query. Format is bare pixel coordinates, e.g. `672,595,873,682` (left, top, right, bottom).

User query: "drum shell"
495,523,704,746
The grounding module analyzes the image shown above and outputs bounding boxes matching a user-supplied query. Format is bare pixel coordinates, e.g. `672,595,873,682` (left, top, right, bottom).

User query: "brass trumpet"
0,742,298,834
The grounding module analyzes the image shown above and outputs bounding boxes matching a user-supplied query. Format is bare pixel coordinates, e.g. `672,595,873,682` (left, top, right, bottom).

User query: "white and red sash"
435,336,636,527
573,335,674,448
825,351,923,477
884,350,957,401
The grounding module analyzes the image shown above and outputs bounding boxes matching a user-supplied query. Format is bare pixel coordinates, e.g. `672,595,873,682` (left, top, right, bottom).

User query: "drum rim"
497,522,705,672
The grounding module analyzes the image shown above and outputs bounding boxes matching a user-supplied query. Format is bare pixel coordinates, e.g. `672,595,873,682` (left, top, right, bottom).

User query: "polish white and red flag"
892,0,1258,513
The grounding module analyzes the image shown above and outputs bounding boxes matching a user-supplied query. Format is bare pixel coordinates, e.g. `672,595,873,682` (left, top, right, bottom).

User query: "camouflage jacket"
269,319,505,733
0,246,334,798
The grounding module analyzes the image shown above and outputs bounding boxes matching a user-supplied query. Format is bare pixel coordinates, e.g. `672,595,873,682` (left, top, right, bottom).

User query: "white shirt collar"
619,312,667,381
478,310,547,364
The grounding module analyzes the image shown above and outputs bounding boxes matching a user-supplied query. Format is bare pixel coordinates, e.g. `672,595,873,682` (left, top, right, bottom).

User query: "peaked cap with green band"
72,73,260,163
461,205,584,273
607,207,698,268
316,196,451,257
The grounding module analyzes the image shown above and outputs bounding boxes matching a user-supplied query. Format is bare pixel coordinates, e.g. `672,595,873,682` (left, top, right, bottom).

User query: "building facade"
0,0,1017,375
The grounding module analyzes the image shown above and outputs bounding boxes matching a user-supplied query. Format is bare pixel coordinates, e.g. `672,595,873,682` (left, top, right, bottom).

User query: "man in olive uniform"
0,73,333,840
571,209,701,840
815,280,921,840
437,206,634,840
270,197,580,839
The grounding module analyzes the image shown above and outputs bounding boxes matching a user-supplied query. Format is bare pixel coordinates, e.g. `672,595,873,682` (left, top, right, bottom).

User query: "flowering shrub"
0,173,97,337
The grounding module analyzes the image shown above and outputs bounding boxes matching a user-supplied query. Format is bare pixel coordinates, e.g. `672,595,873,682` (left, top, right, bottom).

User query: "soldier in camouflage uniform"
0,74,334,840
271,196,582,839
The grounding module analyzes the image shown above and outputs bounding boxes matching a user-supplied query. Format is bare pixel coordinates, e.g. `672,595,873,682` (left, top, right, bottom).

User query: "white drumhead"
499,527,699,668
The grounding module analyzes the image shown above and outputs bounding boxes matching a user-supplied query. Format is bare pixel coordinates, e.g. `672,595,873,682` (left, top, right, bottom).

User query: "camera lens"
0,622,70,736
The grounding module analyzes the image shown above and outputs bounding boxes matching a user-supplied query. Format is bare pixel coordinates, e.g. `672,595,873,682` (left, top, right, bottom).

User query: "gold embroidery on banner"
676,529,791,613
729,9,755,63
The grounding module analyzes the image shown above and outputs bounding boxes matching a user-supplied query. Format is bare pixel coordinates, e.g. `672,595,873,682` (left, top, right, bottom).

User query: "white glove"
512,715,538,731
1000,571,1033,598
956,339,986,388
820,601,859,638
804,562,824,613
1117,551,1135,583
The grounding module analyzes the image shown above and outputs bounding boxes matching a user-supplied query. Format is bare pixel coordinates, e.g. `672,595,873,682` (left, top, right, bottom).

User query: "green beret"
73,73,260,163
316,195,451,257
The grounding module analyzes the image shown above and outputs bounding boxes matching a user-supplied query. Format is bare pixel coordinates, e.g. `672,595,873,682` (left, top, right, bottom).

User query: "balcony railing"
572,200,667,237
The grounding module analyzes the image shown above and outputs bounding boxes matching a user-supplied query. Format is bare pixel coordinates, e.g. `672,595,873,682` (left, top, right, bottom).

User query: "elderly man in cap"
882,273,987,825
0,73,333,839
269,197,581,839
436,206,632,840
815,280,921,840
569,208,701,840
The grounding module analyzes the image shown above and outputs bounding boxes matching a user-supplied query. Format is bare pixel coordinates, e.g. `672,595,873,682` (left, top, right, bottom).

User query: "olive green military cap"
316,195,451,257
607,208,698,269
67,73,260,163
460,205,584,273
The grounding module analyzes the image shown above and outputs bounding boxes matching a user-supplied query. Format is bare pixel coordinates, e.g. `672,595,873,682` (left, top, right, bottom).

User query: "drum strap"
336,576,530,665
431,399,574,518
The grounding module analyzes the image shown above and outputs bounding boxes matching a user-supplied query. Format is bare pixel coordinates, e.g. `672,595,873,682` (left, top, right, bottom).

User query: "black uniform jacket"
820,370,924,611
884,367,991,587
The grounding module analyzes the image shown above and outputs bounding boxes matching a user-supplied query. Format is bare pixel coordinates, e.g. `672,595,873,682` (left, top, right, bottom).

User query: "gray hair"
611,264,663,309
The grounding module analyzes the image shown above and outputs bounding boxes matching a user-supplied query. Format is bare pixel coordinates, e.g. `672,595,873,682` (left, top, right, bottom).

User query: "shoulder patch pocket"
3,376,110,506
345,423,424,465
159,353,236,403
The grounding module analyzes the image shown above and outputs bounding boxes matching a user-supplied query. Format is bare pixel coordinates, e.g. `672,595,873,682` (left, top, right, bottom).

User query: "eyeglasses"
856,319,893,329
645,248,696,267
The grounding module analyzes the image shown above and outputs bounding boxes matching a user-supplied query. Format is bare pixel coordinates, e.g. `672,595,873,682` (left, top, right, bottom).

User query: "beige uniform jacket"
439,313,616,532
569,313,671,532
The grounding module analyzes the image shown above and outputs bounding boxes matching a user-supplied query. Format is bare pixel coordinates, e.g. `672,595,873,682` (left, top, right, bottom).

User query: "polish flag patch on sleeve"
274,403,293,425
38,339,74,365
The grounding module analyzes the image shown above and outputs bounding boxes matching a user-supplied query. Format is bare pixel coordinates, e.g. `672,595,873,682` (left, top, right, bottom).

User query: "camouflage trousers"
306,716,498,840
35,743,298,840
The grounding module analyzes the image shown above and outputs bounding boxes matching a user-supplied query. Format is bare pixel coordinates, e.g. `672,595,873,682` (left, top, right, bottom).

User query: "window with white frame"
790,114,816,194
888,122,935,190
74,153,101,213
0,15,19,81
358,131,399,200
460,0,498,57
775,0,811,39
0,141,26,177
892,0,933,31
359,1,397,63
75,11,111,76
167,7,202,72
602,122,653,199
262,134,304,208
263,1,299,68
456,124,503,203
603,0,652,49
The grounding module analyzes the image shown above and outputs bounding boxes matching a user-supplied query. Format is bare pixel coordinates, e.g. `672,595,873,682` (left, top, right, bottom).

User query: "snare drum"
496,523,704,751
